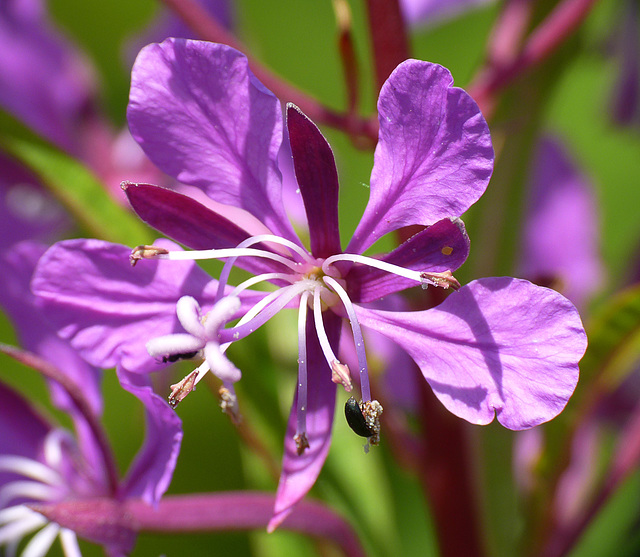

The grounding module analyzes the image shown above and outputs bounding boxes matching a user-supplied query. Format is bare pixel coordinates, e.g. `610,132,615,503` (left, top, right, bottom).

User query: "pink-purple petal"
348,60,493,253
0,242,103,419
117,367,182,506
356,278,586,429
268,313,340,531
122,182,287,276
346,218,470,303
31,239,218,373
0,382,50,464
127,39,295,240
286,104,341,258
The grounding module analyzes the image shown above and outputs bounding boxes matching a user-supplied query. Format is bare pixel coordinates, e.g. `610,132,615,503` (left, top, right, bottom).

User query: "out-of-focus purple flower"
0,366,182,556
400,0,494,27
32,39,587,529
519,136,603,309
0,155,69,250
0,0,94,153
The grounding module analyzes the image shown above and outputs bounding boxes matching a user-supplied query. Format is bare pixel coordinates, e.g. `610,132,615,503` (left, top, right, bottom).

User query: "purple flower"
0,365,182,556
32,39,587,529
0,0,94,153
519,135,603,309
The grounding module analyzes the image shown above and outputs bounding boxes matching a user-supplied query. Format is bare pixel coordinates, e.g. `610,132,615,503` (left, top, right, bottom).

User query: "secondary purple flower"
0,363,181,556
0,0,94,153
519,136,603,308
32,39,587,529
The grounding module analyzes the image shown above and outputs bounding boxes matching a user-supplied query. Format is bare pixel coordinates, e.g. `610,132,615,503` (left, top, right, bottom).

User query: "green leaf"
0,109,153,245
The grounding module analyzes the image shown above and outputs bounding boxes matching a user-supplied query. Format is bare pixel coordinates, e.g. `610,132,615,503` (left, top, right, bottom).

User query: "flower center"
133,233,459,451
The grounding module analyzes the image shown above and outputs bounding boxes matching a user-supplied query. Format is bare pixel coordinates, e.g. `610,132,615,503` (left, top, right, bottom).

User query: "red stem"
469,0,600,115
416,370,487,557
364,0,411,92
160,0,378,144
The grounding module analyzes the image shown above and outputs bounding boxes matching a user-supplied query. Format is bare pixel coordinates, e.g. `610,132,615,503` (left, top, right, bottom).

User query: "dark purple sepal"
30,499,137,554
123,182,252,250
123,182,288,276
286,105,341,258
347,218,470,303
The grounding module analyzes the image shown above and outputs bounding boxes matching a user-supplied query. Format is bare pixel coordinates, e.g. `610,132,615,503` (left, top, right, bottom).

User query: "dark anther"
161,351,199,363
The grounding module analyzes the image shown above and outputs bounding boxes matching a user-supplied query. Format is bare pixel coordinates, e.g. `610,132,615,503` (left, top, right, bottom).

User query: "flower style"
32,39,587,529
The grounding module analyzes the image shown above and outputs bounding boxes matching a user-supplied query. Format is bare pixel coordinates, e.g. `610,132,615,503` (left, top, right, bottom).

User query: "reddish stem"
469,0,600,115
417,371,487,557
364,0,411,92
160,0,378,144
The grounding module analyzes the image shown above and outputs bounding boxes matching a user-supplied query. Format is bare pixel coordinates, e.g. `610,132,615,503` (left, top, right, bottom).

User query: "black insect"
344,397,374,438
161,351,199,363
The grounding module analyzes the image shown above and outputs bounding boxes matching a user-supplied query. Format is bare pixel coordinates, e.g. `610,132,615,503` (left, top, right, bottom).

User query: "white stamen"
0,505,34,525
161,247,302,272
0,456,63,486
230,272,297,297
312,287,346,376
22,521,60,557
0,482,62,508
323,276,371,401
0,510,47,545
59,528,82,557
323,253,423,283
43,430,72,470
